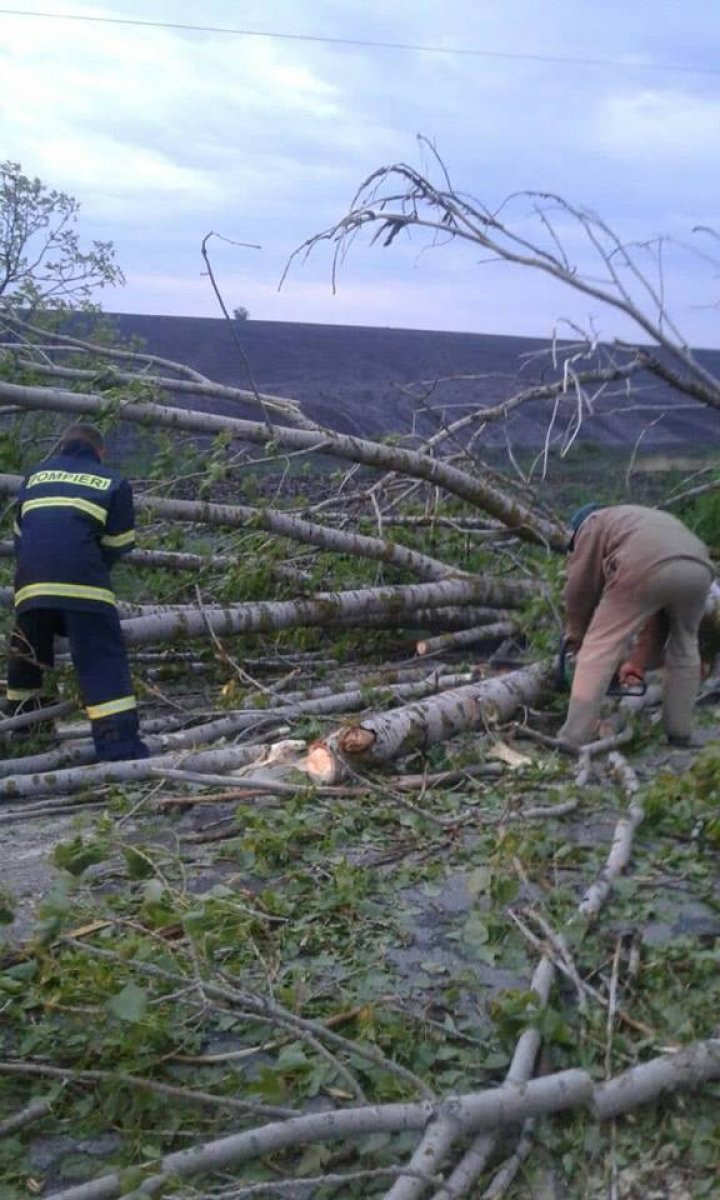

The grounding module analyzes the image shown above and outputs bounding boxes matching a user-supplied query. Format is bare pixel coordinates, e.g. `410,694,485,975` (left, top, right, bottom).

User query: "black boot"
92,712,150,762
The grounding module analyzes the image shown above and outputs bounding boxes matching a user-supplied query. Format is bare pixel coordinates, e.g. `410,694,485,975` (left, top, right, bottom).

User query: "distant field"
79,312,720,450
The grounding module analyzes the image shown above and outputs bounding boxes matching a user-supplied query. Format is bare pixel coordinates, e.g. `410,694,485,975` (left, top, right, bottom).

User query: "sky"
2,1,720,346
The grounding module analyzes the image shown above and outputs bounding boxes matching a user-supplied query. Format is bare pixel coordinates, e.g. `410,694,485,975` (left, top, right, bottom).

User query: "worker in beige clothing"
558,504,713,748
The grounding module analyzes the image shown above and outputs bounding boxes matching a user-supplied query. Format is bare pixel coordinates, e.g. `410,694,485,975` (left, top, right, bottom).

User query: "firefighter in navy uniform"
5,422,149,761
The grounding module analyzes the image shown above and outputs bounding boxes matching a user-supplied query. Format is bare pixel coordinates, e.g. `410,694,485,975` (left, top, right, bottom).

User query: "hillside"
94,313,720,450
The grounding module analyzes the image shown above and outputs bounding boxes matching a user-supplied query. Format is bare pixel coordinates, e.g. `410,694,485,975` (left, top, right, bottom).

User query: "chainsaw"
556,635,647,697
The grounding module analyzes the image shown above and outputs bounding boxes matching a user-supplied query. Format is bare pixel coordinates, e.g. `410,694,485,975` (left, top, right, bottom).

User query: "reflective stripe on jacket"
14,441,136,613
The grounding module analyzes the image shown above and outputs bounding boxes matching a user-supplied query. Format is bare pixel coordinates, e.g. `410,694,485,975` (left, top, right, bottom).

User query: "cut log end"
339,727,377,756
306,742,344,785
306,726,377,784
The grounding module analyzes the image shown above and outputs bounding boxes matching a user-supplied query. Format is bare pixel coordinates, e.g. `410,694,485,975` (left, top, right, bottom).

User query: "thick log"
117,578,539,647
117,604,518,635
1,588,512,635
306,661,552,784
0,670,480,792
0,381,567,548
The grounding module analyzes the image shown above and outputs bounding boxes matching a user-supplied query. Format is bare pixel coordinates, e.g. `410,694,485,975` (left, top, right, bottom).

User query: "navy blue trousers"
7,608,147,761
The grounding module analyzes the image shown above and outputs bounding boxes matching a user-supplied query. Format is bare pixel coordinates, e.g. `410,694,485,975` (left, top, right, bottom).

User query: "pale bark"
0,352,318,428
577,752,643,921
0,381,567,547
0,474,487,582
408,958,556,1200
0,742,273,802
2,589,504,633
423,751,644,1199
118,577,538,648
118,603,517,635
416,620,516,657
45,1044,720,1200
0,672,480,796
593,1039,720,1121
0,1097,53,1137
306,661,551,784
46,1070,593,1200
140,492,462,581
0,699,76,733
325,606,520,632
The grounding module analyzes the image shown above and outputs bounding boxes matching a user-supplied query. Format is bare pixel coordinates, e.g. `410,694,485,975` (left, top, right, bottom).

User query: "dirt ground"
1,687,719,1199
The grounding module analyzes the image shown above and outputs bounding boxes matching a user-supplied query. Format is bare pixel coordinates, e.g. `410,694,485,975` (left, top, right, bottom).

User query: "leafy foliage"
1,161,124,310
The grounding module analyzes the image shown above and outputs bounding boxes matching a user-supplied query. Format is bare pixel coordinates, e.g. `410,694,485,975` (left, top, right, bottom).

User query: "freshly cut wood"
306,661,552,784
0,676,484,796
416,620,516,656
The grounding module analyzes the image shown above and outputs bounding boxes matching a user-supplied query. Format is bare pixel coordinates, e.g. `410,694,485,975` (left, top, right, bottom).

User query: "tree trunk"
0,742,280,803
116,578,539,647
2,352,318,429
0,381,567,547
0,540,311,583
306,661,552,783
0,474,483,582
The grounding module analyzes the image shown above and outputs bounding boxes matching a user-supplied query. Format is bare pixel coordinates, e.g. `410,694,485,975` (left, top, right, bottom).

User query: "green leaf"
108,981,147,1023
276,1044,308,1069
0,890,15,924
53,835,107,877
462,913,490,944
122,846,155,879
143,879,165,905
465,866,492,897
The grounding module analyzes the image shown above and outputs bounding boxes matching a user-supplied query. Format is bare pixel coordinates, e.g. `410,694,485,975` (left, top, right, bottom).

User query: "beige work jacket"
563,505,711,646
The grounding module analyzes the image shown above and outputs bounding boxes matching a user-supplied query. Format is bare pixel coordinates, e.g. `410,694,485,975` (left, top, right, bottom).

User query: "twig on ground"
43,1045,720,1200
0,1095,54,1136
0,1061,296,1120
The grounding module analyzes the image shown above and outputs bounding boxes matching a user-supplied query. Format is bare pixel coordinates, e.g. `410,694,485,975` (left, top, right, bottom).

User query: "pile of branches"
2,150,720,1195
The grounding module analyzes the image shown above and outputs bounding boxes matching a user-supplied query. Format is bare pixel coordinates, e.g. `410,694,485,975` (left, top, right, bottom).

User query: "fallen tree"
2,163,720,1200
115,577,539,647
38,1043,720,1200
306,660,551,783
0,380,567,548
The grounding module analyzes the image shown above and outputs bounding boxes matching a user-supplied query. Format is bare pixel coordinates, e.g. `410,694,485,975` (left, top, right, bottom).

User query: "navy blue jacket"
14,440,136,613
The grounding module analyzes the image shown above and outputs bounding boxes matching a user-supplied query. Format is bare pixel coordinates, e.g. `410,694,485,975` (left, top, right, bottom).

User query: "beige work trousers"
558,557,712,747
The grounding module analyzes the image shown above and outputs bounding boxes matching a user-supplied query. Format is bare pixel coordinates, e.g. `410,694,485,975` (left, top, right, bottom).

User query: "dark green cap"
569,503,600,534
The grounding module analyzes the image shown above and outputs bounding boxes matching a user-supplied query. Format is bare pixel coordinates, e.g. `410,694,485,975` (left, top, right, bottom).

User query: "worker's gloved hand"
618,661,645,688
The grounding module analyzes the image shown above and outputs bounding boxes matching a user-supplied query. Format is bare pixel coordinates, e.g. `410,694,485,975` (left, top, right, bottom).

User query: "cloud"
0,3,375,211
2,0,720,345
594,89,720,161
